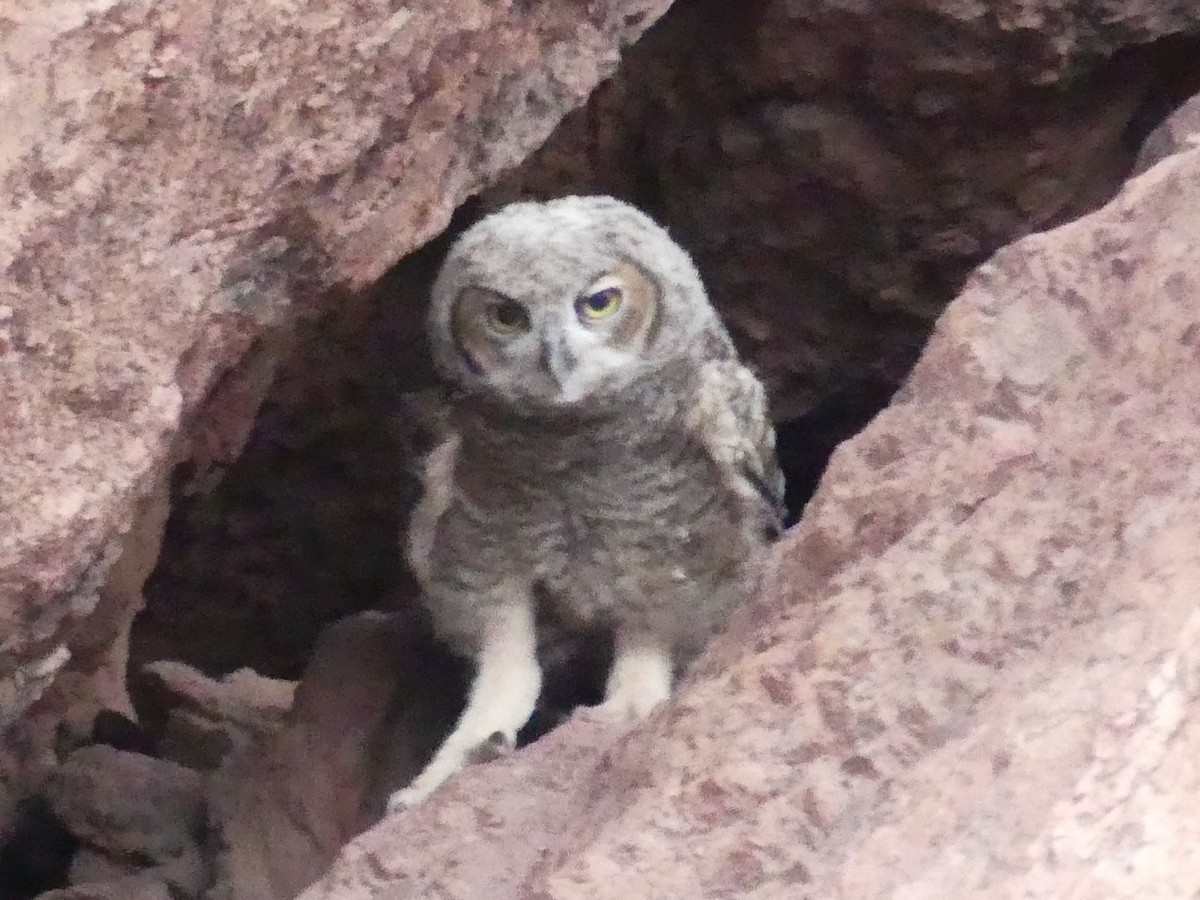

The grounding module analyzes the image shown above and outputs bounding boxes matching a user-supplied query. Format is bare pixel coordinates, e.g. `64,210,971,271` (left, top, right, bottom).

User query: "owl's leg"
387,596,541,811
597,629,673,720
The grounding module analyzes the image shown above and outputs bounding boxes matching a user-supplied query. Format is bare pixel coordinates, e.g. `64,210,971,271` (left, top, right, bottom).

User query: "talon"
592,694,666,723
469,729,515,763
386,786,422,814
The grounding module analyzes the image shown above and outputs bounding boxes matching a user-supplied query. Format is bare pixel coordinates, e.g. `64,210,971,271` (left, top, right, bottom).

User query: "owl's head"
427,196,719,409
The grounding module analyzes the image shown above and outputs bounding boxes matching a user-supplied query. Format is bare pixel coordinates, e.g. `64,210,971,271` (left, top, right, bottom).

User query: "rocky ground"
2,1,1200,898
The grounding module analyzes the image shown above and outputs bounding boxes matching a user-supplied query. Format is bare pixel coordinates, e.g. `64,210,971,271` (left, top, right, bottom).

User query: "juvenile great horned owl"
389,196,784,809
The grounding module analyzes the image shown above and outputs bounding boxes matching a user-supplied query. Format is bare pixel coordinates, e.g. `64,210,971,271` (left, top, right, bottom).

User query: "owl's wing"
688,359,787,539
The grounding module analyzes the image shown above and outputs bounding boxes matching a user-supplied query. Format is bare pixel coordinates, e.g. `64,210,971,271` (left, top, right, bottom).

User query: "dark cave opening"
0,799,77,900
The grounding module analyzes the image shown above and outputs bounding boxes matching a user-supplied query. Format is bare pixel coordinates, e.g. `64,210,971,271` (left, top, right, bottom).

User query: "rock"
154,709,236,774
297,138,1200,899
68,848,140,886
43,744,210,897
153,846,210,898
300,712,627,900
492,0,1200,421
0,478,174,846
44,746,204,864
0,0,672,837
37,873,173,900
136,661,296,770
205,610,466,900
68,846,208,900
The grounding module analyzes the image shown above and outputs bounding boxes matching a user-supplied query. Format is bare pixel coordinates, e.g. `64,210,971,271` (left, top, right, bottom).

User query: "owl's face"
448,260,661,405
428,196,716,409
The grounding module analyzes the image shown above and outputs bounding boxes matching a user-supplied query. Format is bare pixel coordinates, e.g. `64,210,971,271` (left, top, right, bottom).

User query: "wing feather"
687,360,786,538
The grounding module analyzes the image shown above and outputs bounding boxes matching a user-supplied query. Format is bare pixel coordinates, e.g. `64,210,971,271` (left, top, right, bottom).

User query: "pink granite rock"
45,745,204,863
298,129,1200,900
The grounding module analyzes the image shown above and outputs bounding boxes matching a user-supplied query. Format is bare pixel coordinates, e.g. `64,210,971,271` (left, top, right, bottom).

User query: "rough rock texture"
491,0,1200,422
137,661,295,771
298,123,1200,899
0,475,173,855
32,612,458,900
0,0,671,836
44,746,204,863
204,610,464,900
38,875,172,900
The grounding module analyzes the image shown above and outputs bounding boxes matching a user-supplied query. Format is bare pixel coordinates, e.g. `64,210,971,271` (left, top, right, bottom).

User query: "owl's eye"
576,285,623,321
485,299,531,335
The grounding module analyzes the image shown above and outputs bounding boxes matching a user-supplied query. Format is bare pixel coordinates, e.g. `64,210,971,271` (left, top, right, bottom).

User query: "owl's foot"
386,783,426,812
471,729,517,763
386,600,541,814
386,729,517,812
595,629,673,721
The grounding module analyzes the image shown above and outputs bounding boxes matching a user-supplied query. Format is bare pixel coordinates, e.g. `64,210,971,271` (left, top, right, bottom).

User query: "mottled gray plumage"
389,196,783,809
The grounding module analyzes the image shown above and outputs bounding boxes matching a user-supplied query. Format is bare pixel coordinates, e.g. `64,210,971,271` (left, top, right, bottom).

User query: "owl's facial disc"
572,264,660,355
448,261,661,406
539,264,661,403
539,325,629,403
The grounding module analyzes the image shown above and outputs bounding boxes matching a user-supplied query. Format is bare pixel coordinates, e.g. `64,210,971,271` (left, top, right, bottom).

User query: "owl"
388,195,785,810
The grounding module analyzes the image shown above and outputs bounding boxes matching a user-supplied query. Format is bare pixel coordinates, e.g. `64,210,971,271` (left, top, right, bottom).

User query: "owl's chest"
514,446,722,572
437,425,744,631
461,422,708,529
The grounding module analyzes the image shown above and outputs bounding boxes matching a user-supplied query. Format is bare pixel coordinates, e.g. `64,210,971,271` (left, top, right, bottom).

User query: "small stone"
69,848,139,886
44,746,204,863
37,873,172,900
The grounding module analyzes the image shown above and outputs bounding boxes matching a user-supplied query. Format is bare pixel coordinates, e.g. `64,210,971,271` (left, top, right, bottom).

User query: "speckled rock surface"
491,0,1200,421
298,132,1200,900
38,874,173,900
45,746,204,863
0,0,671,832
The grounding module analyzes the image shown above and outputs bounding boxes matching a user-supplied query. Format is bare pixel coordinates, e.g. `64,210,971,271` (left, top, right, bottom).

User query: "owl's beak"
538,334,575,392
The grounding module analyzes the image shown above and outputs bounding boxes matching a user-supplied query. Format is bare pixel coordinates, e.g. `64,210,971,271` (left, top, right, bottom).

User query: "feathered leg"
388,595,541,810
597,628,673,719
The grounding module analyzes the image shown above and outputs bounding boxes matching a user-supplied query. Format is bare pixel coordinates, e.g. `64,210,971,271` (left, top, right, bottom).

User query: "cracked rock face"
296,129,1200,900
